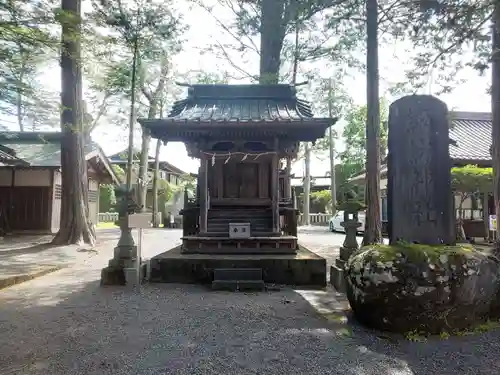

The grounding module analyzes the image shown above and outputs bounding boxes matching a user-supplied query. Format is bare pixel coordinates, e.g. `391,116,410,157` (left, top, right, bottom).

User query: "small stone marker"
387,95,454,245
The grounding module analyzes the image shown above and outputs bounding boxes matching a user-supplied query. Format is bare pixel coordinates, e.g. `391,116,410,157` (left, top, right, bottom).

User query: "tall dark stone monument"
387,95,454,245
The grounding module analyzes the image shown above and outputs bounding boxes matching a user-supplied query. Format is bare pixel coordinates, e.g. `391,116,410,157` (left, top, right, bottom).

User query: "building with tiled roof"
350,111,492,184
350,111,493,227
0,131,119,234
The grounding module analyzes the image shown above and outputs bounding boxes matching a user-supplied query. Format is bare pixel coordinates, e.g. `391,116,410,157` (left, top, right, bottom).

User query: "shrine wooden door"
239,163,258,198
222,162,258,199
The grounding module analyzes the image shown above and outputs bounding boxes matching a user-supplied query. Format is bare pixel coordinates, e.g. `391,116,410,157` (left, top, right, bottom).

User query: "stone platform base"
100,262,148,287
330,263,346,292
149,245,326,289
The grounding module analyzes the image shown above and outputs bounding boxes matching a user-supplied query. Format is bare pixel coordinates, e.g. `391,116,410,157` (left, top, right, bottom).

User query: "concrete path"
0,229,124,289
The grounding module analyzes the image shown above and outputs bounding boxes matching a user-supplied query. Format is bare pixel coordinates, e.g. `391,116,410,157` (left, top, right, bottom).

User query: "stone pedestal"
101,247,137,286
330,213,360,292
330,258,348,292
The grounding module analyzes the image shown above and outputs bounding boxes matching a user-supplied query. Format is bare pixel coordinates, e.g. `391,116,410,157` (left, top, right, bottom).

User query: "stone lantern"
330,200,365,292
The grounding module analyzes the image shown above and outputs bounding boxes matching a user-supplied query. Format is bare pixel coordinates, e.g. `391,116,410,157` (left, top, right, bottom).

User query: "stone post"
101,185,140,286
330,201,364,292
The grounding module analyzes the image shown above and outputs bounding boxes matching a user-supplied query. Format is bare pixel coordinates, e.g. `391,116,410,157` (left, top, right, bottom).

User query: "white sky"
4,1,493,176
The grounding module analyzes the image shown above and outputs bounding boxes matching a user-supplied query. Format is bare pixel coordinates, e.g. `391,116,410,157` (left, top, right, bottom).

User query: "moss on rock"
351,243,475,264
345,243,500,334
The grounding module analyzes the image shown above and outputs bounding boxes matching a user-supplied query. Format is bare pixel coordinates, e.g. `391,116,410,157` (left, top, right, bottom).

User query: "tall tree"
395,1,499,245
52,0,96,245
91,0,184,210
196,0,363,83
493,1,500,247
363,0,382,245
0,0,59,130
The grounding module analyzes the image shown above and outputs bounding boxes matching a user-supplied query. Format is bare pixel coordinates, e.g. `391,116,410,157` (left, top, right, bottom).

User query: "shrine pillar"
285,157,292,199
271,138,280,233
199,154,208,233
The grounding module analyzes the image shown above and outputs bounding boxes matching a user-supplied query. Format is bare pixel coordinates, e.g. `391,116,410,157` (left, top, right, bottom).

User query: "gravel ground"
1,229,500,375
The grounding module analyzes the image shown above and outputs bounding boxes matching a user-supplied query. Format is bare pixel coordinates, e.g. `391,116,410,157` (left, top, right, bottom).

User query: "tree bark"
259,0,285,83
137,58,170,211
52,0,95,246
137,129,151,210
328,78,337,215
362,0,382,245
152,138,162,227
492,3,500,248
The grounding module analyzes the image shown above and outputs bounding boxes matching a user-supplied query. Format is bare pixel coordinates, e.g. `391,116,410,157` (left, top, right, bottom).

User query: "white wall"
0,169,11,186
15,169,51,186
0,168,51,186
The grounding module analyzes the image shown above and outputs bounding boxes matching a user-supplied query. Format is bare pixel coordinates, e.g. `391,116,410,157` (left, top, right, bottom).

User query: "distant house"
0,132,119,234
108,149,187,186
350,111,493,234
107,149,189,211
291,175,331,193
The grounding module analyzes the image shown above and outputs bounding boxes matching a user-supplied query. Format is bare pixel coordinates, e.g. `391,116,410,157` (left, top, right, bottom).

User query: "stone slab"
330,264,346,293
0,265,63,290
150,245,326,289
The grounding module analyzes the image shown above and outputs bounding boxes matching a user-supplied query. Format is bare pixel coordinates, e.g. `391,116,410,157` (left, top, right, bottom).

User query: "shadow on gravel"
296,287,500,375
1,270,499,375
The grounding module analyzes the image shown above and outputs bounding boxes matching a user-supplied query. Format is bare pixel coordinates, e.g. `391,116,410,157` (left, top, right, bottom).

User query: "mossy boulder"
345,243,500,334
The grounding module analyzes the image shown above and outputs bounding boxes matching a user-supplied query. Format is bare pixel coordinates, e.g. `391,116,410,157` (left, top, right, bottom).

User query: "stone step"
214,268,263,281
207,223,271,230
207,219,270,224
201,231,279,237
212,268,265,291
208,211,271,218
212,279,265,292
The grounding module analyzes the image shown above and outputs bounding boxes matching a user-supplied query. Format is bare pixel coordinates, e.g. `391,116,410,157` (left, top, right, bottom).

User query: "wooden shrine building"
140,84,335,255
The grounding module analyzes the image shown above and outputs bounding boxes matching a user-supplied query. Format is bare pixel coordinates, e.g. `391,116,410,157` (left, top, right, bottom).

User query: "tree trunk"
482,193,490,241
151,138,162,227
362,0,382,245
492,3,500,249
303,143,311,225
259,0,285,84
328,78,336,215
137,129,151,211
137,58,170,212
52,0,95,246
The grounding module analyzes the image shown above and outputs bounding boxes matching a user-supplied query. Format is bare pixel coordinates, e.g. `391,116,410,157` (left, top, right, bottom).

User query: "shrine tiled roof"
162,84,315,123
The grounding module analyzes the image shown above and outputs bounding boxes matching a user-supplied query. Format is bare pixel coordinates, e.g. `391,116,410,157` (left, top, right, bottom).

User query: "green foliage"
340,101,389,170
99,184,117,212
89,0,186,106
310,189,332,213
451,165,493,194
384,0,493,93
194,71,230,84
0,0,59,128
111,164,125,183
195,0,364,82
337,200,366,213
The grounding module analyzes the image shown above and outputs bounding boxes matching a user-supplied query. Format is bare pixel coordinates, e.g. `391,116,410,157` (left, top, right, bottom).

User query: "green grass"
96,221,118,229
96,222,166,229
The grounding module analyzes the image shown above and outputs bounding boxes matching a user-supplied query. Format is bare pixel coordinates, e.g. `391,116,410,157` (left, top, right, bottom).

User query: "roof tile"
166,84,313,123
449,111,491,161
